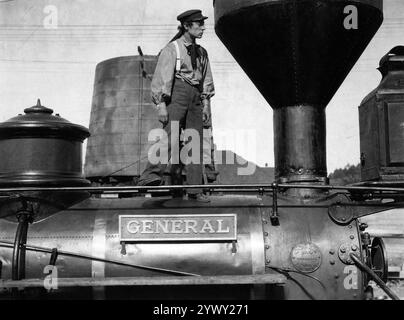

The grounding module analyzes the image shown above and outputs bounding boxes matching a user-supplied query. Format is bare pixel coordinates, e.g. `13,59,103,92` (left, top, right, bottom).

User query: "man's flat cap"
177,9,208,23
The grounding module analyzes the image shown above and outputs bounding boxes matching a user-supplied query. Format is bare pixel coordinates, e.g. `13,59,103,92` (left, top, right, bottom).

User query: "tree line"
328,163,361,186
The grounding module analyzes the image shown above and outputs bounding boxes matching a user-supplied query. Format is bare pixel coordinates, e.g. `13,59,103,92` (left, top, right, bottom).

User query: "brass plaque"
290,243,322,273
119,214,237,242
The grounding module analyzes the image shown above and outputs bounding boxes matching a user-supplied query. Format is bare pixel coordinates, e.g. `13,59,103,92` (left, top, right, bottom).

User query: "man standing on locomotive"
138,9,215,203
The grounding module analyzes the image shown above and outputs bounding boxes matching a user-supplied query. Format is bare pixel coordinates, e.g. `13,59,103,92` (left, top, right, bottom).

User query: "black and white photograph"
0,0,403,304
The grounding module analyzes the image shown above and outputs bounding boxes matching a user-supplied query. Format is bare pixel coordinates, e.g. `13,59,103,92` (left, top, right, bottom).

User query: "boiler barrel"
85,56,159,180
0,196,267,299
0,195,366,299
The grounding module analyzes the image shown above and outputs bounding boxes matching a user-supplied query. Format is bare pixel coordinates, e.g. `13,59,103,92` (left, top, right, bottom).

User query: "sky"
0,0,403,173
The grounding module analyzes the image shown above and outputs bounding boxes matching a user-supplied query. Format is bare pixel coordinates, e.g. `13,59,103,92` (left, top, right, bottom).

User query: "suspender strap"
173,40,181,71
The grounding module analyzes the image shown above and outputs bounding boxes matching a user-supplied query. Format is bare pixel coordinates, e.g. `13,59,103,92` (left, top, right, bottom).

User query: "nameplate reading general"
119,214,237,242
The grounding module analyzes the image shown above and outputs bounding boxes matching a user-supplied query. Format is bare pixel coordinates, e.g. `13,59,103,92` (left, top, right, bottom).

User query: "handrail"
1,183,404,193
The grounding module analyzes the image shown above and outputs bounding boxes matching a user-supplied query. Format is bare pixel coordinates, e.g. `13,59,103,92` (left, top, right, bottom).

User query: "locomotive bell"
0,99,90,187
214,0,383,185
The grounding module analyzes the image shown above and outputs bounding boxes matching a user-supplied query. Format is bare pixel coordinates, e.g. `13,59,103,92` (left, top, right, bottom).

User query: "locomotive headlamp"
359,47,404,184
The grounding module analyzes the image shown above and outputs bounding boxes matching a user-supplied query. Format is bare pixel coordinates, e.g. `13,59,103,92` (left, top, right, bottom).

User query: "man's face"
186,20,206,39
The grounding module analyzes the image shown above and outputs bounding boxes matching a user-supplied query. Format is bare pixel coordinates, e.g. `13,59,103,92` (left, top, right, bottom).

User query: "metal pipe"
0,183,404,194
3,183,404,193
11,213,30,280
350,253,400,301
274,105,327,184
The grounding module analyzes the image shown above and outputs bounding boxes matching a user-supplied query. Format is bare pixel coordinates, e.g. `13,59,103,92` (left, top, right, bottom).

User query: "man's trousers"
138,79,204,194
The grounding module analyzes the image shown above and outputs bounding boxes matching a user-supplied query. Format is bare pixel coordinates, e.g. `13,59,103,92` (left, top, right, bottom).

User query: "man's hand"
202,99,211,128
157,102,168,125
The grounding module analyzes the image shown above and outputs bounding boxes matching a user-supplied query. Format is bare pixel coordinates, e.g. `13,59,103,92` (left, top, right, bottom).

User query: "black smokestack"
214,0,383,185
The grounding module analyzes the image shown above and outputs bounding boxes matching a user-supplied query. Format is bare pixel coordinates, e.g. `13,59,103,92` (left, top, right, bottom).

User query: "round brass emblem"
290,243,322,273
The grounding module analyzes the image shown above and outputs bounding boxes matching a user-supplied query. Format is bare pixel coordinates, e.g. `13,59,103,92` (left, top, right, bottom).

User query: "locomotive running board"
0,274,286,289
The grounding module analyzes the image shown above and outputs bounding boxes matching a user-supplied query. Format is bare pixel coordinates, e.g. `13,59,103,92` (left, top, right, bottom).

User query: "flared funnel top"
214,0,383,109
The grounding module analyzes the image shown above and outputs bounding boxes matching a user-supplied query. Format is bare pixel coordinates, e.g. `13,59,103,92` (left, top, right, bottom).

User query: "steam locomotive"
0,0,402,300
